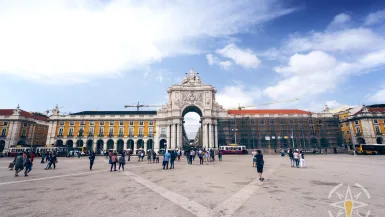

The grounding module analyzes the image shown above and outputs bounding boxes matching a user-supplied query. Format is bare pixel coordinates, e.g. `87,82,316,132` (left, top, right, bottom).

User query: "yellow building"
0,106,49,152
47,108,165,154
337,104,385,147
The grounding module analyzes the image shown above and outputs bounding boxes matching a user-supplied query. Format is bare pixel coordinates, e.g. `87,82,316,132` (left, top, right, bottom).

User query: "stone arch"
66,140,73,148
137,139,144,150
76,140,84,147
181,105,203,117
147,139,154,151
56,140,64,146
159,139,167,150
357,137,366,144
377,137,383,144
117,139,124,154
127,139,134,151
0,140,5,152
86,140,93,153
107,139,114,150
17,140,26,146
96,139,104,154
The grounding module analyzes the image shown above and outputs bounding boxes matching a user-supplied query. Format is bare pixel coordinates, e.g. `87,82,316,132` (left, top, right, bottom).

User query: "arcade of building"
2,69,384,153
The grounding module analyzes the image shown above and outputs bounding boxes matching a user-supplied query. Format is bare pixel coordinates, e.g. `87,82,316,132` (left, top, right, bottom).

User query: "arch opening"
377,137,383,144
117,139,124,154
357,137,366,144
182,105,202,148
107,139,114,150
127,139,134,151
96,140,104,154
66,140,73,148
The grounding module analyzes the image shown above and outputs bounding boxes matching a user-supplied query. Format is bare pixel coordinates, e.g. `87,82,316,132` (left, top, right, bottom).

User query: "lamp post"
231,128,238,145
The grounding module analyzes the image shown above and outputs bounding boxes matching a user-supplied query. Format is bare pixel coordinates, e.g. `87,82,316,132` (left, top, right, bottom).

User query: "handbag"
8,162,14,168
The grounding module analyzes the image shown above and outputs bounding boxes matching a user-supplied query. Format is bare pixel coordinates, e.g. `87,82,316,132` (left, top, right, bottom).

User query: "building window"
108,128,114,136
149,127,154,136
118,127,124,136
68,128,74,136
375,126,381,134
89,128,94,136
270,120,274,125
374,119,378,124
99,128,104,136
78,127,84,137
139,128,144,136
23,122,28,127
70,121,74,126
250,120,255,125
355,120,359,125
356,127,361,134
289,120,294,124
80,121,85,125
139,121,144,126
109,121,114,126
130,121,134,126
161,128,166,136
260,120,265,125
149,121,154,126
21,129,27,137
58,128,63,136
120,121,124,126
100,121,104,126
3,122,8,126
90,121,94,126
129,127,134,136
1,128,6,136
59,121,64,126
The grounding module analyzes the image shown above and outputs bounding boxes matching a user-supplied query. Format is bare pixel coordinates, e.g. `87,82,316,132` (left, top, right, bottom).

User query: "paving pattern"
0,154,384,217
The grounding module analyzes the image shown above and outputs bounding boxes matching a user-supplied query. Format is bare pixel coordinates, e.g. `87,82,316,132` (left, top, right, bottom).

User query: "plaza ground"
0,154,384,217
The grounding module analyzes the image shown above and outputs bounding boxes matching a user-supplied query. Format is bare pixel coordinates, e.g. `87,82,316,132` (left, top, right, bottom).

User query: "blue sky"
1,0,385,138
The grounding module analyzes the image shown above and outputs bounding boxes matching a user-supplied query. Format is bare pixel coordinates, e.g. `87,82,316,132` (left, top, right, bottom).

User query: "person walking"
41,151,45,164
198,149,203,165
170,150,176,169
89,152,95,170
118,153,126,171
152,151,156,163
252,149,257,167
189,150,194,165
255,150,264,181
163,150,171,169
147,150,152,164
44,154,52,170
218,149,223,161
50,153,57,170
288,149,294,167
14,153,24,177
300,151,306,168
177,150,181,161
293,149,300,168
110,153,117,172
24,154,32,176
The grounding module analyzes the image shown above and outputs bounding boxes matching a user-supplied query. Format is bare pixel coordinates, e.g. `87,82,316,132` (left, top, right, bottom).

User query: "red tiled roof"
0,109,48,121
228,109,311,115
368,108,385,113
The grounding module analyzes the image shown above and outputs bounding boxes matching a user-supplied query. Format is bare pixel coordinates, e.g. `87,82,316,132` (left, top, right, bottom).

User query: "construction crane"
230,98,300,110
124,102,163,111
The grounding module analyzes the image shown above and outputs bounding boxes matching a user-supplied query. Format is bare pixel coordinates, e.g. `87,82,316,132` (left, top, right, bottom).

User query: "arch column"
209,124,214,148
171,124,175,149
214,124,218,148
166,124,171,149
103,139,108,151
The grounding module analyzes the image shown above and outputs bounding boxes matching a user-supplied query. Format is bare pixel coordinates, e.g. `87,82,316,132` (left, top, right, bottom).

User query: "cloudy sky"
1,0,385,138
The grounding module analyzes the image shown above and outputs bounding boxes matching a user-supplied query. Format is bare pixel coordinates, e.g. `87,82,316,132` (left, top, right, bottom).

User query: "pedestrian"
152,151,156,163
189,150,194,165
24,154,33,176
141,151,144,161
218,149,223,161
199,149,203,165
49,153,57,170
147,150,152,164
177,150,181,161
156,154,159,163
89,152,95,170
255,150,264,181
118,153,126,171
44,154,52,170
300,151,306,168
127,150,131,161
288,149,294,167
41,151,45,164
14,153,24,177
110,153,117,172
293,149,300,168
10,155,17,170
170,150,176,169
163,150,171,169
205,150,209,163
252,149,257,167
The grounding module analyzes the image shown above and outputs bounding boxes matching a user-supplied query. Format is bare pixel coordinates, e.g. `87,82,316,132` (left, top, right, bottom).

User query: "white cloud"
216,83,261,109
285,28,385,53
365,9,385,25
0,0,294,83
330,13,351,25
324,100,343,109
206,53,233,70
206,54,216,65
369,88,385,103
219,61,233,70
216,44,261,69
183,112,201,139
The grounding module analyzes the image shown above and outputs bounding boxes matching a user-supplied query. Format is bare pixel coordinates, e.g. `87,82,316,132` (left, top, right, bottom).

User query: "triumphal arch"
156,69,227,149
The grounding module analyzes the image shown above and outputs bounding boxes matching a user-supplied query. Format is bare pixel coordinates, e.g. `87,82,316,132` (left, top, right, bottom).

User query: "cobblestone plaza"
1,154,384,217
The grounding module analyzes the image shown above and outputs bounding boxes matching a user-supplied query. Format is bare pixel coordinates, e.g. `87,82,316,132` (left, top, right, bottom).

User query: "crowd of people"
9,150,58,177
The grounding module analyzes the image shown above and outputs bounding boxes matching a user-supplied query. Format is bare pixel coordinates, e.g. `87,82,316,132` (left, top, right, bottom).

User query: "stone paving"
0,154,384,217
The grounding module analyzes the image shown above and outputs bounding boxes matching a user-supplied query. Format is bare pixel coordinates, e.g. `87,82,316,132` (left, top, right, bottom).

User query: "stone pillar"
103,140,107,151
166,125,171,150
176,123,181,149
154,125,159,152
215,124,218,148
202,122,208,148
144,139,148,151
171,124,175,149
209,124,214,148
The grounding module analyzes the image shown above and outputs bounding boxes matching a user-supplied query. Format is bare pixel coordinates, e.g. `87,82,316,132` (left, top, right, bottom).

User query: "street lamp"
231,128,238,145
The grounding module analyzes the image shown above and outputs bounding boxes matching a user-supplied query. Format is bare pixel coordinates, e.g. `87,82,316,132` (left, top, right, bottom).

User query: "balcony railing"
88,134,94,137
108,133,114,137
0,134,7,138
148,134,154,137
356,132,362,136
160,134,167,137
138,134,144,137
375,131,382,135
67,134,74,138
77,134,83,138
98,134,104,137
118,133,124,137
128,133,134,137
57,135,63,138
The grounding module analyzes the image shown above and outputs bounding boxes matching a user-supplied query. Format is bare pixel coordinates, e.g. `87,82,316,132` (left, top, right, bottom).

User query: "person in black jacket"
49,153,57,169
255,150,264,181
89,152,95,170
